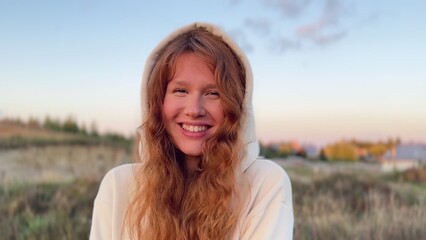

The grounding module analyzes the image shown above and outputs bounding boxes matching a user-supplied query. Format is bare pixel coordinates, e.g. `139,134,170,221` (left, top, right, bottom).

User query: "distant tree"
80,123,88,135
260,142,274,158
43,116,62,131
10,117,24,125
62,116,79,133
323,141,358,161
27,116,40,128
90,121,99,137
368,144,388,159
350,139,372,149
296,149,307,158
278,143,293,157
319,149,327,161
259,141,308,159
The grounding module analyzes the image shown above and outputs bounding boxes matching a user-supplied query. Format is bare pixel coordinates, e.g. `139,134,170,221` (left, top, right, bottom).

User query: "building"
381,143,426,172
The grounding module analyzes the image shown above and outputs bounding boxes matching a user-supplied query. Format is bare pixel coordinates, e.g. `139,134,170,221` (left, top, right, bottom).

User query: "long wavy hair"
124,27,247,240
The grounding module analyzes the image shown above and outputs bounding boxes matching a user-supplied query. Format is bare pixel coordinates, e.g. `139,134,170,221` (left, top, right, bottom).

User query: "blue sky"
1,0,425,146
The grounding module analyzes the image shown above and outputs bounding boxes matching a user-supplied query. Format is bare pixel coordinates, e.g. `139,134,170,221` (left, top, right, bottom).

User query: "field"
1,143,426,239
283,159,426,239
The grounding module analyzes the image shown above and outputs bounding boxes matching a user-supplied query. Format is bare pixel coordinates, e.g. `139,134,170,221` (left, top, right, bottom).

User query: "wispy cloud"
244,18,271,36
295,0,346,45
309,30,347,46
270,36,301,53
229,0,362,53
262,0,312,17
296,0,340,37
227,0,243,5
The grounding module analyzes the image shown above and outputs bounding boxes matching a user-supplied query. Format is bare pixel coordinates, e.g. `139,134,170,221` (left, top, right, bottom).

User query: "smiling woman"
90,22,294,240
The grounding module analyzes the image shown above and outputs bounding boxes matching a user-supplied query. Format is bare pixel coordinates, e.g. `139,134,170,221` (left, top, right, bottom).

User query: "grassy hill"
0,119,134,184
0,119,133,149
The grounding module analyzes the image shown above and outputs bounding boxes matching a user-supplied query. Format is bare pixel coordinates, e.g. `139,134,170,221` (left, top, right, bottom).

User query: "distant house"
381,143,426,172
384,143,426,161
303,144,319,159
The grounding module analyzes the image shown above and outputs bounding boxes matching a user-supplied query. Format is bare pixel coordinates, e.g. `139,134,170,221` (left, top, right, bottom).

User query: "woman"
90,22,293,240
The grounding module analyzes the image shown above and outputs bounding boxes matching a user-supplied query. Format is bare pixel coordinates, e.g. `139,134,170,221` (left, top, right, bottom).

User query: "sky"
1,0,425,146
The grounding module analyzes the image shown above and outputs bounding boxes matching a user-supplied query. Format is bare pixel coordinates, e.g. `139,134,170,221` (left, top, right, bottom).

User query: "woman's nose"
184,95,206,118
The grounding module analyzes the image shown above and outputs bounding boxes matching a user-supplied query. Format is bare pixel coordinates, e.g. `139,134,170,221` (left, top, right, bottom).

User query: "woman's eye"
173,89,187,95
206,91,220,98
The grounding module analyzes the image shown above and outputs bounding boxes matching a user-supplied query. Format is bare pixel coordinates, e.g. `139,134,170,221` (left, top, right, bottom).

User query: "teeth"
182,124,207,132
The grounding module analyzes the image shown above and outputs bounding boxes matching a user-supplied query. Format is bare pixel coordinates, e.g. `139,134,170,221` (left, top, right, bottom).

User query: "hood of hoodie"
140,22,259,172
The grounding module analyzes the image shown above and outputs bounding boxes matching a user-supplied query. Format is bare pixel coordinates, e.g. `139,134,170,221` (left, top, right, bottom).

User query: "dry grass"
1,142,425,239
0,145,132,185
291,171,426,240
0,179,99,240
2,169,424,240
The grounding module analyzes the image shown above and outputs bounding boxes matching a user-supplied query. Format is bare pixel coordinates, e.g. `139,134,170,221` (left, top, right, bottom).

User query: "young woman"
90,22,294,240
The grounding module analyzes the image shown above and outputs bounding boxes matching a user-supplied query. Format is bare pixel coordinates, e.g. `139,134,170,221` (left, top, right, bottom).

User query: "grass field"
1,144,425,239
290,169,426,239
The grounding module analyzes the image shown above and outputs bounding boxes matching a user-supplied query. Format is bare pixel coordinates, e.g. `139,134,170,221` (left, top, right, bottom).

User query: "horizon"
1,0,425,146
1,114,424,148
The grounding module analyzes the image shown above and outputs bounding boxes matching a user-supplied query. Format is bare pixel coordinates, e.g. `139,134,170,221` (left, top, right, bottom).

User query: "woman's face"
163,52,225,158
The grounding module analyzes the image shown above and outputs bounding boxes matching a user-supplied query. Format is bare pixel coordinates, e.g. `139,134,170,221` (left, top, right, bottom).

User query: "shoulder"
243,158,292,206
95,164,139,205
238,158,294,238
245,158,291,188
100,163,136,187
91,164,138,239
104,163,136,179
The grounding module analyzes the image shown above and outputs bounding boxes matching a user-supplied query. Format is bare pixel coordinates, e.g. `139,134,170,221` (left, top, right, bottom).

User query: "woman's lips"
179,123,211,137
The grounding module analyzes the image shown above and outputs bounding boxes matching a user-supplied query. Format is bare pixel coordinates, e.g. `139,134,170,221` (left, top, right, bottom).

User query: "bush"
0,179,99,239
322,141,358,161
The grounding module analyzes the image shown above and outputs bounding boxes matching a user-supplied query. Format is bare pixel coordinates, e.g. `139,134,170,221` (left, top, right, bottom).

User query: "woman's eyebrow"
168,80,218,89
168,80,187,87
204,83,218,89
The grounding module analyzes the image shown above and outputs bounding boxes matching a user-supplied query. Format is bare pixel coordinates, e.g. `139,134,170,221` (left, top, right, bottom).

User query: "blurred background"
1,0,425,239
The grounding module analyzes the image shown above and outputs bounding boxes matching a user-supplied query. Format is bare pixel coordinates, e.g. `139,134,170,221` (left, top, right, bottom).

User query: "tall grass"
292,173,426,240
1,172,425,239
0,179,98,240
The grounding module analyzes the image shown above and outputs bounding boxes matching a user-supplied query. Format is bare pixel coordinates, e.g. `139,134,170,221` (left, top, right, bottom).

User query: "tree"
62,116,79,133
80,123,88,135
322,141,358,161
368,144,387,159
90,121,99,137
43,116,62,131
27,116,40,128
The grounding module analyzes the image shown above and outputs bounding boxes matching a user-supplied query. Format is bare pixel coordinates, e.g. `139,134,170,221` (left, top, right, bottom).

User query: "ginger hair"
124,27,246,240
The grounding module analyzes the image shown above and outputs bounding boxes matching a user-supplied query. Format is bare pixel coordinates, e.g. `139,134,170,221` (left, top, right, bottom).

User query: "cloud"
244,18,271,35
309,30,347,46
295,0,347,45
271,36,301,53
261,0,312,17
225,0,243,5
228,29,254,52
231,0,358,53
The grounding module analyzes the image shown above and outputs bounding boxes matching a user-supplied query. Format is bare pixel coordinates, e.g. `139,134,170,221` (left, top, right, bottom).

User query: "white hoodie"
90,22,294,240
